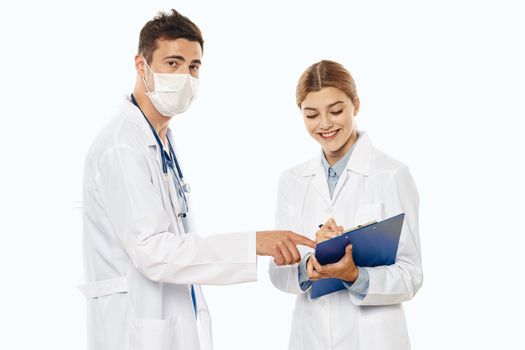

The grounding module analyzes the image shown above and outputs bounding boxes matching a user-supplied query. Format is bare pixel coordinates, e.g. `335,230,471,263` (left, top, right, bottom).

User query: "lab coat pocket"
354,202,383,226
129,315,183,350
78,277,130,350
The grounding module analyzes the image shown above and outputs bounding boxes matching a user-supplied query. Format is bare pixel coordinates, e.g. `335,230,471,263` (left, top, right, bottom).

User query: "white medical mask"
142,57,199,117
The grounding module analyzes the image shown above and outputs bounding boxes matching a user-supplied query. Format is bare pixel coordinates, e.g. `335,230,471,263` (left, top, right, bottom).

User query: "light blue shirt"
298,136,370,298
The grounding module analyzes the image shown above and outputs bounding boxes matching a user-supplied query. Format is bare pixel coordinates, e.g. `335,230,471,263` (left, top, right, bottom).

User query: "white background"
0,0,524,349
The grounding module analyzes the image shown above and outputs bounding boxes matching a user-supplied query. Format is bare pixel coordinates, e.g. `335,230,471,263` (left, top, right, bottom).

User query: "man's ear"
135,54,145,78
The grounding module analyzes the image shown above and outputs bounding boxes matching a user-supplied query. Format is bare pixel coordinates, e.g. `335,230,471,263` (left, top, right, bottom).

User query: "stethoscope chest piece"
181,182,191,194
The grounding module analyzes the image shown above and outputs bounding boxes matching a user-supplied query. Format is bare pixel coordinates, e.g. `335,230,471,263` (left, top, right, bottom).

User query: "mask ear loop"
140,55,154,93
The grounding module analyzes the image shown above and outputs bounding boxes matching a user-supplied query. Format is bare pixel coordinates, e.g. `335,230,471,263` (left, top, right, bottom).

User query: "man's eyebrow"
163,56,201,65
328,101,344,108
164,55,185,61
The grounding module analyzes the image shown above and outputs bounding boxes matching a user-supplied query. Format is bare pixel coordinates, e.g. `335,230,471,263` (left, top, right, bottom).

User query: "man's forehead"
153,38,202,60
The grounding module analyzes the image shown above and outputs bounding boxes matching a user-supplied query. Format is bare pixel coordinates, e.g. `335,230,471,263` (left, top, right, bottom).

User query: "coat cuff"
298,252,313,291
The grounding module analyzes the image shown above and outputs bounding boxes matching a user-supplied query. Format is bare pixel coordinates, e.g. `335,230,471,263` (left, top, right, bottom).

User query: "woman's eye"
331,110,343,115
306,114,319,119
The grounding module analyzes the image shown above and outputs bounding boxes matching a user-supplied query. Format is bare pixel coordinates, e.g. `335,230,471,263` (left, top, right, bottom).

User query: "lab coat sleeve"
349,166,423,305
97,144,257,285
268,172,311,295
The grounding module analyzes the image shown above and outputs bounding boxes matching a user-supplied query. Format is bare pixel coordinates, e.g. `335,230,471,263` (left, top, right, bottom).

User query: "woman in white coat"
269,60,423,350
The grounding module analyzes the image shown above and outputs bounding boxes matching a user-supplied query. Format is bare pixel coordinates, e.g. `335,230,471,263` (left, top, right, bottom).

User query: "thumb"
344,244,354,260
324,217,337,230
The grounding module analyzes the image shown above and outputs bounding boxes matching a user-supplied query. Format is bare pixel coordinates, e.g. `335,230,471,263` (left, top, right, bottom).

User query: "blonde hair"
296,60,359,108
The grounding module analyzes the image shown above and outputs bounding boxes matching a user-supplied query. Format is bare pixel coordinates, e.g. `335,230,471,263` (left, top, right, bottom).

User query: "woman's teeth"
321,130,337,138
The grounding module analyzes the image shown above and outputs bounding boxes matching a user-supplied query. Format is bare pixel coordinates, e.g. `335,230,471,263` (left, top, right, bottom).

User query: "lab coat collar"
300,131,373,177
346,132,373,176
120,95,167,148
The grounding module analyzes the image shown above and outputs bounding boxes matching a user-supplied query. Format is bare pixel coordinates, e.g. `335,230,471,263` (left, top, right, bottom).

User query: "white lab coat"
80,96,257,350
269,133,423,350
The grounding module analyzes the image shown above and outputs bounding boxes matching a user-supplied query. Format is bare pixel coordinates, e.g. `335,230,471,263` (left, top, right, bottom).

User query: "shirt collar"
300,131,373,177
320,133,360,178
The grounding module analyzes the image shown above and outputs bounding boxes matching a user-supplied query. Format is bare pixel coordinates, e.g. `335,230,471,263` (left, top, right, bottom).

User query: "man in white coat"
80,9,315,350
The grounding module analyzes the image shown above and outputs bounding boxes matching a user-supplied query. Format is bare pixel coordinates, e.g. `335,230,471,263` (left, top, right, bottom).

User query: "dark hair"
138,9,204,64
296,60,359,108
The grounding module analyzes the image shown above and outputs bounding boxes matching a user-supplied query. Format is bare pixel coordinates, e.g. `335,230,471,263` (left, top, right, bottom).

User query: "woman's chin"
321,144,342,155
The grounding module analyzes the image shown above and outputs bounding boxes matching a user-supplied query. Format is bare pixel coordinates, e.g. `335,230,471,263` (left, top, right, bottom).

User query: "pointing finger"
291,233,316,249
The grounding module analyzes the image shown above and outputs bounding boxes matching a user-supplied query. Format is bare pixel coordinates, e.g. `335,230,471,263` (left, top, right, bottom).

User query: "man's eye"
331,110,343,115
167,61,178,67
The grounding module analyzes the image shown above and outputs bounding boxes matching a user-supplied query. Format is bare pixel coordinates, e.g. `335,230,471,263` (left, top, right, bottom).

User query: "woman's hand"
315,218,344,243
307,244,359,282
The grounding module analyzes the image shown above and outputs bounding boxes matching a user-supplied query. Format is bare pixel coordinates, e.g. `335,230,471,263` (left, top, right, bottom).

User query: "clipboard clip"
343,220,377,234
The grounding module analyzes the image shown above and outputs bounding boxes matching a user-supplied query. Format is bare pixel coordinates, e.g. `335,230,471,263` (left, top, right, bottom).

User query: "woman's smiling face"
301,87,359,164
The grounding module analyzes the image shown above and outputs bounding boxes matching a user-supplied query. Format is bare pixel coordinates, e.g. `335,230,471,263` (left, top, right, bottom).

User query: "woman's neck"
323,131,358,166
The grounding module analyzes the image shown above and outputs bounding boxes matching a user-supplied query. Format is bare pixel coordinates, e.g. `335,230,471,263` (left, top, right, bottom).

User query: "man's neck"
132,89,170,146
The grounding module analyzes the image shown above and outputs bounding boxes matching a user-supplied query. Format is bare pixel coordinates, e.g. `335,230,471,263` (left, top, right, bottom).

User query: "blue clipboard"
310,213,405,298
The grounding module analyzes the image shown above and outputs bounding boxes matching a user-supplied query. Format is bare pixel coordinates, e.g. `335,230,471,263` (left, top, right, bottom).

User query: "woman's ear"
353,98,360,117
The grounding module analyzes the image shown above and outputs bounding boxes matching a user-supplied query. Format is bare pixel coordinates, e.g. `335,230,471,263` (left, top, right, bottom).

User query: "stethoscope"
131,94,190,219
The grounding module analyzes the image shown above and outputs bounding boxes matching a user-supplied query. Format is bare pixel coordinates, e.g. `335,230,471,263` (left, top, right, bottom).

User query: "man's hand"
315,218,344,243
256,231,316,266
307,244,359,282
